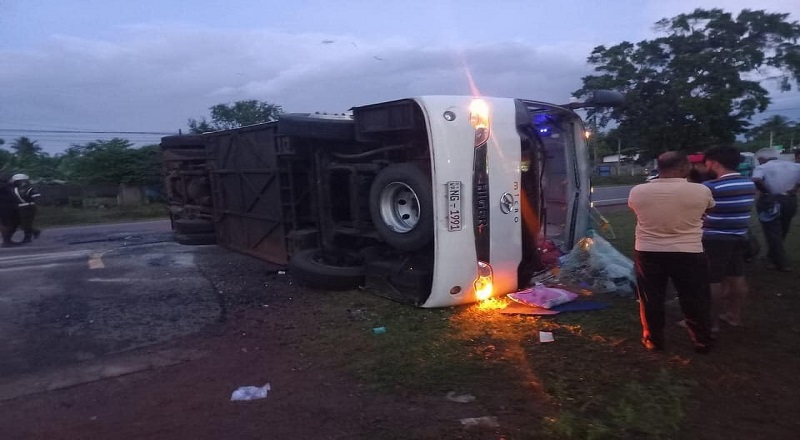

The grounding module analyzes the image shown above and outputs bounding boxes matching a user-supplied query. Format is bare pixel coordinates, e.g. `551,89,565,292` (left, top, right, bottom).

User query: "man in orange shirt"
628,151,716,353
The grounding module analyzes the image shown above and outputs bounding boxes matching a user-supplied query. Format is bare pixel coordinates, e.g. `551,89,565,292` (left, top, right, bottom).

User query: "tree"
3,137,62,179
743,115,799,151
575,9,800,156
188,100,283,133
0,148,11,172
60,138,159,185
10,137,42,167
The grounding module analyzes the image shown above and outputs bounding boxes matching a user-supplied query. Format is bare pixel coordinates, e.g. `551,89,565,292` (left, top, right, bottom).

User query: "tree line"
577,8,800,161
0,101,283,185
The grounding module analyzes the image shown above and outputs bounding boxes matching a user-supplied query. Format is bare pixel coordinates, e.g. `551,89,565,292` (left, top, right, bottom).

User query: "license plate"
447,181,462,231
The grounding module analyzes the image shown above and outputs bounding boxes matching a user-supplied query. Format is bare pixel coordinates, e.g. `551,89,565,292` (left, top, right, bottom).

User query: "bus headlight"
469,98,491,147
474,261,493,301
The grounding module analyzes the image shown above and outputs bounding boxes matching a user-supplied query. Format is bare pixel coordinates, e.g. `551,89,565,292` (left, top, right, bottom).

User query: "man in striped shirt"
702,146,757,330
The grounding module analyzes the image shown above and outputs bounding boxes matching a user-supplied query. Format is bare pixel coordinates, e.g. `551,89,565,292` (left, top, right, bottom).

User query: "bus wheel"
288,248,365,290
369,163,433,252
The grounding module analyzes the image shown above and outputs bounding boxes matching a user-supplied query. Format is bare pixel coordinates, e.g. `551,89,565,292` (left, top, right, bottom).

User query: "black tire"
369,163,434,252
277,114,355,140
288,248,365,290
160,135,205,150
174,232,216,246
174,219,215,234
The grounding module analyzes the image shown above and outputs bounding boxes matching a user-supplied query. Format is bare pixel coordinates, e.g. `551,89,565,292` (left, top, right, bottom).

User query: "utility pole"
616,137,622,176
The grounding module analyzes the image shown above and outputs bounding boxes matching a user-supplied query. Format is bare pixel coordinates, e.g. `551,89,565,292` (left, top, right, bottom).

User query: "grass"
36,204,169,228
297,207,800,439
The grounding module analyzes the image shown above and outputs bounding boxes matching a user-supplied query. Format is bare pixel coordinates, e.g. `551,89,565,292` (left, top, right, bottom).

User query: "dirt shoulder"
0,300,506,440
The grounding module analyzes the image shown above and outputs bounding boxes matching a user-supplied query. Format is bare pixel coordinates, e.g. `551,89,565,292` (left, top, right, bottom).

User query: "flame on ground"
477,296,511,310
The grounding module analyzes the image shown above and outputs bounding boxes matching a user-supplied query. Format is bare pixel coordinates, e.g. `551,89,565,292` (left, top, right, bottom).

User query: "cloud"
0,26,593,153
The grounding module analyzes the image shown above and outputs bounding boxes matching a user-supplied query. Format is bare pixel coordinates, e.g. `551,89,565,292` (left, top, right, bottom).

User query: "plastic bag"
555,233,635,296
231,383,271,401
508,284,578,309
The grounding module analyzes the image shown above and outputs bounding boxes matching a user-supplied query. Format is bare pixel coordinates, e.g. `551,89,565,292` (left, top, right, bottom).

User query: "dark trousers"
757,194,797,270
634,251,713,347
19,205,38,239
0,208,20,244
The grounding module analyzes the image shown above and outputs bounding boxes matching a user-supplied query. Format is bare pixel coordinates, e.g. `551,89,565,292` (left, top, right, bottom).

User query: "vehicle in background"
164,92,621,307
738,152,756,177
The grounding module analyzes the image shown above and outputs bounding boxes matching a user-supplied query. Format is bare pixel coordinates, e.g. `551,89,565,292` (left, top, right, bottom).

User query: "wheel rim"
378,181,420,233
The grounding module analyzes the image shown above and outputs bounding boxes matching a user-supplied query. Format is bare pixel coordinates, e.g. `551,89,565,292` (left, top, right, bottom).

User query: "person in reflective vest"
10,174,41,243
0,172,21,247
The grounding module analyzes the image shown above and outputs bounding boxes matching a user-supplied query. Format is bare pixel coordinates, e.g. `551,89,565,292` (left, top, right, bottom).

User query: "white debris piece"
230,383,271,401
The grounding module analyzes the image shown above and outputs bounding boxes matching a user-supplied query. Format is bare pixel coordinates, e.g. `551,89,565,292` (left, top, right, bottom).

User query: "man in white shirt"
752,148,800,272
628,151,716,353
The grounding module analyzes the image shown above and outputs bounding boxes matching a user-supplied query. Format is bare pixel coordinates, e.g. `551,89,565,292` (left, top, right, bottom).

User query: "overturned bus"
163,92,620,307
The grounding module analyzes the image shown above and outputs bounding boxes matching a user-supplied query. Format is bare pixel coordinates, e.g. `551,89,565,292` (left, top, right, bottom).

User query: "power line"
0,129,176,135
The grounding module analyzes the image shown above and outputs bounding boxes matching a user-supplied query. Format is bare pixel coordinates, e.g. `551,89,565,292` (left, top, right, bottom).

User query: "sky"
2,0,800,155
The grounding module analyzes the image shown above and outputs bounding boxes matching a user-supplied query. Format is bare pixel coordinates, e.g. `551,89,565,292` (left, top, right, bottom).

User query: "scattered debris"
556,234,635,295
539,331,555,343
446,391,476,403
230,384,271,401
372,326,386,334
347,307,368,321
460,416,499,428
509,285,578,309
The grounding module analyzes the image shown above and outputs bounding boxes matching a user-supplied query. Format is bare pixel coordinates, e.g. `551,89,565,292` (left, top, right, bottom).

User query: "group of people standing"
0,172,42,248
628,146,800,354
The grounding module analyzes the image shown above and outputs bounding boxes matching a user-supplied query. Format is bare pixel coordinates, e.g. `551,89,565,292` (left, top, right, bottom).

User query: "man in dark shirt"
702,147,756,330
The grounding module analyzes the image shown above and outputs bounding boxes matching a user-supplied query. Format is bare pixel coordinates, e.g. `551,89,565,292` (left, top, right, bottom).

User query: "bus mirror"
565,90,624,109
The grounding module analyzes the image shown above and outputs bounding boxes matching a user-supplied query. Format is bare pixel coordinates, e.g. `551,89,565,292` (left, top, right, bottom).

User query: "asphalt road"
0,220,221,380
592,185,634,206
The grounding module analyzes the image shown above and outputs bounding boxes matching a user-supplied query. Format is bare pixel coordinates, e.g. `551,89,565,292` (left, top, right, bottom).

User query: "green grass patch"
301,287,694,439
544,369,693,440
36,204,168,228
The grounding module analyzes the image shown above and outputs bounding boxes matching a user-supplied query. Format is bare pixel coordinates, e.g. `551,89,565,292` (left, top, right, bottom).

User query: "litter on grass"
508,285,578,309
230,383,271,401
446,391,476,403
460,416,500,428
372,326,387,334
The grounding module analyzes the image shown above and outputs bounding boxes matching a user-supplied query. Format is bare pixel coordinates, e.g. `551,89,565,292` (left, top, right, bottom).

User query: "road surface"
0,220,221,384
592,185,634,206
